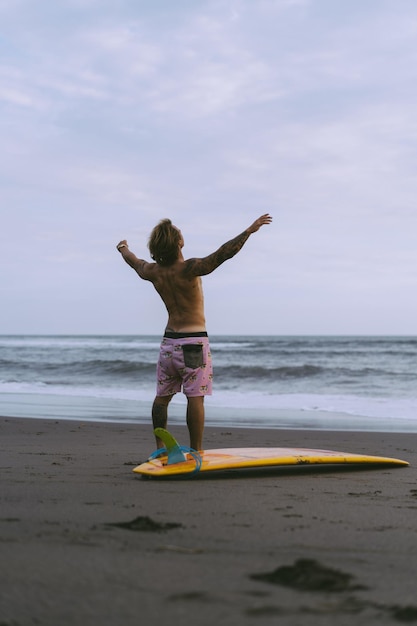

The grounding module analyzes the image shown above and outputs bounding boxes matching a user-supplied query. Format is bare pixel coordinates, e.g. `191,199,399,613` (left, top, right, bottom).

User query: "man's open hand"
247,213,272,234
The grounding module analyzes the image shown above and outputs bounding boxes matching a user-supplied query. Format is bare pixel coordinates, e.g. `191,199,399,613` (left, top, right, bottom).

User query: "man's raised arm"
116,240,154,280
183,213,272,277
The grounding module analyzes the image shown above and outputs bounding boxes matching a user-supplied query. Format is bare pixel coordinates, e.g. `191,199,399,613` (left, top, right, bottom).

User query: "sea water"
1,335,417,431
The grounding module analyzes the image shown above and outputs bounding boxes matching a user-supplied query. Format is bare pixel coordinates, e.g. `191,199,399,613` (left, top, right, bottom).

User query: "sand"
1,416,417,626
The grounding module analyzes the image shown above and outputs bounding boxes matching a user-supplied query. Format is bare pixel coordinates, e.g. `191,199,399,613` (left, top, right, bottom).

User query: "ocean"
1,335,417,432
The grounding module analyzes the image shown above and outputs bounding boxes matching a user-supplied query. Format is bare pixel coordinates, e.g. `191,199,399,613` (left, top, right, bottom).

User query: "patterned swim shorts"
156,332,213,398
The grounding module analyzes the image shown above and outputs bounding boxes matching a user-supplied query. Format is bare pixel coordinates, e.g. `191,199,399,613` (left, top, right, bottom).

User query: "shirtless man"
116,213,272,450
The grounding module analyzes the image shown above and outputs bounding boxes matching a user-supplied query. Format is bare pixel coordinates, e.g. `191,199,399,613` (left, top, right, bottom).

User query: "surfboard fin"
154,428,187,465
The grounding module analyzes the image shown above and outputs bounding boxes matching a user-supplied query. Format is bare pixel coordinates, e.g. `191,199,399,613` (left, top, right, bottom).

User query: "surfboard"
132,428,409,478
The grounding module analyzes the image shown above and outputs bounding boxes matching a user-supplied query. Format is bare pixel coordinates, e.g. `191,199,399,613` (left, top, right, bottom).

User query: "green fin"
154,428,186,465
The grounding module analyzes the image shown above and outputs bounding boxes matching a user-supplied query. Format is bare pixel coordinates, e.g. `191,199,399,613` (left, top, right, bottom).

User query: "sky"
1,0,417,336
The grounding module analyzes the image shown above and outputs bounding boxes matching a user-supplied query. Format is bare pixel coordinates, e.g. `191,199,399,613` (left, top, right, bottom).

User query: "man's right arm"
183,213,272,277
116,241,154,280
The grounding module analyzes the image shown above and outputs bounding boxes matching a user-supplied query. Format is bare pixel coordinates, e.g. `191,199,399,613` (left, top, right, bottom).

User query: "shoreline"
2,416,417,625
2,392,417,433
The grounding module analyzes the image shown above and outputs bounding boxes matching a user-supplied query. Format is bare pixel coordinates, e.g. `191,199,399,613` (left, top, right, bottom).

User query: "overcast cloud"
1,0,416,335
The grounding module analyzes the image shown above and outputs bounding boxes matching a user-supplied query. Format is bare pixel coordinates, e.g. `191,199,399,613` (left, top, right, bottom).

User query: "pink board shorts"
156,332,213,398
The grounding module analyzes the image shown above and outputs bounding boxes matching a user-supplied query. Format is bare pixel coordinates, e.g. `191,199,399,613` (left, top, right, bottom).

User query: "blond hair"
148,219,181,266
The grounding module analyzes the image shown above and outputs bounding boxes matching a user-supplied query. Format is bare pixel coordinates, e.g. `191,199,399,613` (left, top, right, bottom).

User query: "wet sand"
1,416,417,625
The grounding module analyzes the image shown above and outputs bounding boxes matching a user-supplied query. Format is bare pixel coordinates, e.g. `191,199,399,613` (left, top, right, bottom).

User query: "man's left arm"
183,213,272,277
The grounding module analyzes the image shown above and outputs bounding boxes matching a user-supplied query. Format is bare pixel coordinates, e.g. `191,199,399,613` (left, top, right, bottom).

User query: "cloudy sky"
1,0,416,335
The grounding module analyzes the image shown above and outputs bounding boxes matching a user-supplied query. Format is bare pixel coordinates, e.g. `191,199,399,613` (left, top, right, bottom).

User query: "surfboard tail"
153,428,187,465
147,429,202,476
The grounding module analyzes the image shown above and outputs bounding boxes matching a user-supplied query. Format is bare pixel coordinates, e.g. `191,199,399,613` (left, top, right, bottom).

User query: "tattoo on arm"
216,231,251,261
184,230,250,277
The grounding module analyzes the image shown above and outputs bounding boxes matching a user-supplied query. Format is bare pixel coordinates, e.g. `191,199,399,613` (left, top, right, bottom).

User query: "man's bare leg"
152,395,173,448
186,396,205,451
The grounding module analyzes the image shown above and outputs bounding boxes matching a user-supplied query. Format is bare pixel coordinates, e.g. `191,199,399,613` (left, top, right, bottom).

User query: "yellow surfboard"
133,429,409,479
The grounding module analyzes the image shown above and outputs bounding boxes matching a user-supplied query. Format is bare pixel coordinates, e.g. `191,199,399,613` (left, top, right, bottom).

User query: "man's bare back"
142,260,206,333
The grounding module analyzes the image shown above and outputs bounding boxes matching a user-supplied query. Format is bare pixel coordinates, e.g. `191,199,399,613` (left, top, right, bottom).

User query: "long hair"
148,219,181,266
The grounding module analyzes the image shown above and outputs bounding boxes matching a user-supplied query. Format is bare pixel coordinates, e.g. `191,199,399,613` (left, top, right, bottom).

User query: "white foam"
210,390,417,421
2,380,417,423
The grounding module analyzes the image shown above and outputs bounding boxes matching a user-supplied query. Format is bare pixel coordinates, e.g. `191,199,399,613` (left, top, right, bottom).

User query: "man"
116,213,272,450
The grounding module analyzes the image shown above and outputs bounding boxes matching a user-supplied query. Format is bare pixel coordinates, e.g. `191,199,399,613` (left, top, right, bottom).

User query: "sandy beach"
1,416,417,625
